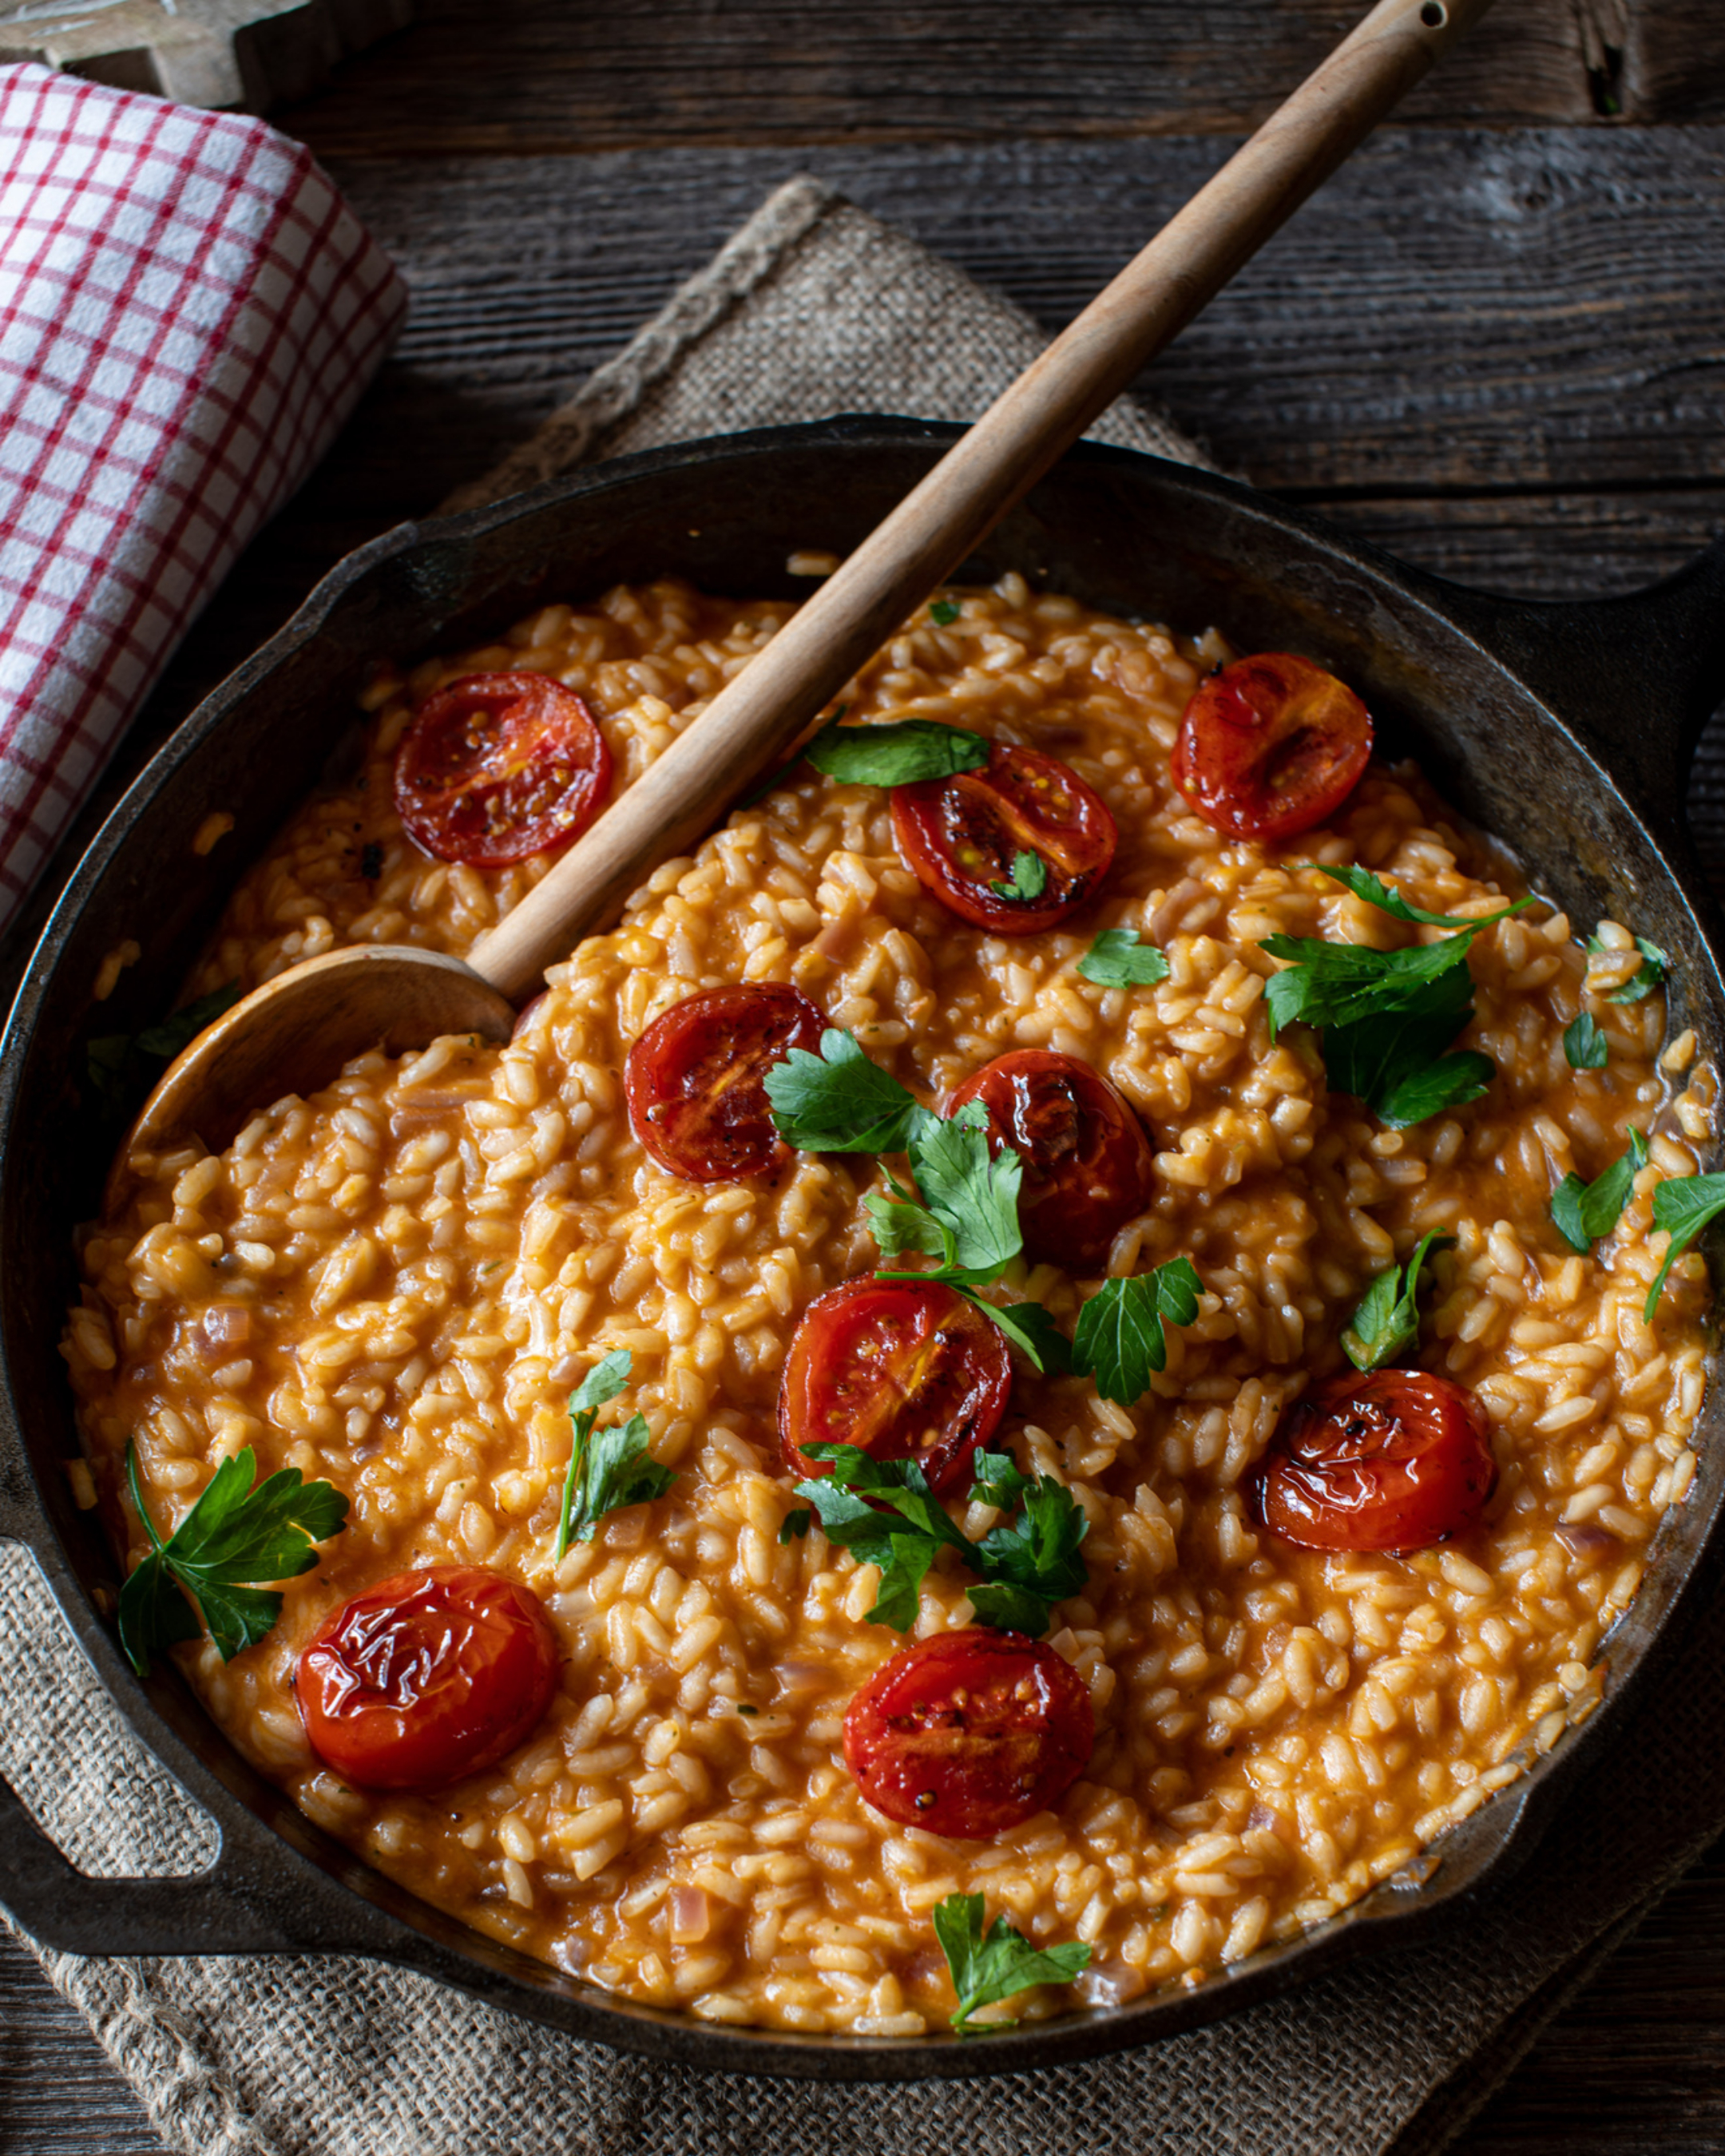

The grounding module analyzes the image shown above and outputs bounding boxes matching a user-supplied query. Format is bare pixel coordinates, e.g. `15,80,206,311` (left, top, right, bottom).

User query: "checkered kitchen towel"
0,61,405,935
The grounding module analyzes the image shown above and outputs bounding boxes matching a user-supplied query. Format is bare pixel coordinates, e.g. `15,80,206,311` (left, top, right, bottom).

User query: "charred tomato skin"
843,1628,1095,1837
890,742,1116,934
625,983,825,1183
393,672,613,869
947,1048,1156,1274
1251,1369,1497,1553
1171,652,1372,843
295,1564,560,1793
779,1276,1013,1496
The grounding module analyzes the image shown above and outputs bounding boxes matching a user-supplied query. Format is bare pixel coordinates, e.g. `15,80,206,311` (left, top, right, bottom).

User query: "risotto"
62,573,1715,2035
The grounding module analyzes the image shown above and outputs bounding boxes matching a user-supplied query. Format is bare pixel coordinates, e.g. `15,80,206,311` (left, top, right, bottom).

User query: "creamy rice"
63,573,1715,2033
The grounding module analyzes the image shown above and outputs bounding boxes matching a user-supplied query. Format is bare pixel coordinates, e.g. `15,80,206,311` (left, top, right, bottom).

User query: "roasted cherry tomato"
843,1629,1094,1837
625,983,825,1182
295,1565,560,1793
1251,1369,1497,1553
1171,652,1372,843
947,1049,1156,1274
779,1277,1012,1496
393,672,613,869
890,743,1116,933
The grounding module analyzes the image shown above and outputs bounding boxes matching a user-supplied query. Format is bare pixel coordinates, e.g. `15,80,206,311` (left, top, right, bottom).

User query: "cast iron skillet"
3,418,1725,2079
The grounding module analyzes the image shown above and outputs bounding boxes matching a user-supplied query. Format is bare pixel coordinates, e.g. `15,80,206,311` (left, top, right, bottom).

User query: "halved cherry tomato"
947,1049,1156,1274
843,1629,1094,1837
625,983,825,1182
1171,652,1372,842
1251,1369,1497,1553
780,1277,1012,1496
295,1565,559,1793
890,743,1116,933
393,672,613,869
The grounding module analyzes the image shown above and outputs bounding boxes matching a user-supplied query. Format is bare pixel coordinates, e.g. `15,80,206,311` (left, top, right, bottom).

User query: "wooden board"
0,0,412,113
283,0,1725,154
319,128,1725,559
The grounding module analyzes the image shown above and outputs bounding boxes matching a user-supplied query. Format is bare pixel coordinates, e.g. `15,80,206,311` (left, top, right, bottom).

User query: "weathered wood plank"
284,0,1628,154
1461,1835,1725,2152
315,128,1725,506
0,1928,160,2152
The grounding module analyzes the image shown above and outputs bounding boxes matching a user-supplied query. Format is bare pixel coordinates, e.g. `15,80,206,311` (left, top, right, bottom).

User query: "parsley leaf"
555,1349,676,1557
983,1299,1073,1374
1588,933,1669,1004
907,1103,1023,1274
765,1028,938,1154
88,980,243,1115
803,716,989,789
933,1892,1091,2035
1564,1013,1609,1069
969,1476,1089,1634
780,1443,1088,1635
118,1441,348,1675
1262,925,1498,1128
1311,863,1533,933
1261,931,1474,1036
989,850,1049,903
930,599,962,626
1644,1172,1725,1320
1550,1128,1649,1254
1342,1230,1453,1370
1069,1258,1204,1405
1077,929,1172,989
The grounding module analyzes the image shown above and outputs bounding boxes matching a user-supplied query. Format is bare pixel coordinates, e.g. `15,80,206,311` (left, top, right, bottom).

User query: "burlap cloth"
4,173,1723,2156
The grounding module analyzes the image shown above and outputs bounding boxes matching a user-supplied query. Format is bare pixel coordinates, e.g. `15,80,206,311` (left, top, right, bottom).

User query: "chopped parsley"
1068,1259,1204,1405
988,850,1049,904
779,1443,1089,1637
118,1441,348,1675
1564,1013,1609,1070
1262,883,1514,1128
1644,1172,1725,1321
803,715,989,789
1588,933,1669,1004
1551,1129,1648,1254
764,1028,938,1155
1310,862,1531,934
929,599,962,626
769,1028,1200,1382
1342,1230,1453,1371
1077,928,1172,989
933,1892,1091,2034
555,1349,677,1558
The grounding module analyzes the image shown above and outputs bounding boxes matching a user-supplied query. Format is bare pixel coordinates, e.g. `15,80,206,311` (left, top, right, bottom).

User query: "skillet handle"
0,1771,319,1956
1432,533,1725,842
0,1481,395,1957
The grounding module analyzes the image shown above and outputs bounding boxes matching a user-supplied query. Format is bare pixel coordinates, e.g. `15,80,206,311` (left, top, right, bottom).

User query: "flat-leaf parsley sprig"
766,1030,1204,1391
119,1442,349,1676
933,1892,1091,2035
1342,1230,1453,1371
555,1349,678,1559
1260,863,1535,1128
1644,1172,1725,1321
1550,1129,1648,1256
779,1443,1089,1638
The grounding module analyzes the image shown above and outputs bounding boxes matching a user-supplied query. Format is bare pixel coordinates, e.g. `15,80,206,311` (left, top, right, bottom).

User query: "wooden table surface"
3,0,1724,2147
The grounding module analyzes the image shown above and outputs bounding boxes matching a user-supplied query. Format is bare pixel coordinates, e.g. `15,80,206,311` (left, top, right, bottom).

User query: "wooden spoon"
114,0,1494,1197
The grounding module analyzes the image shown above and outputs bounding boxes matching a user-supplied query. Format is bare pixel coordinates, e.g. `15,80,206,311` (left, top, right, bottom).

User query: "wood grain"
318,127,1725,510
280,0,1725,155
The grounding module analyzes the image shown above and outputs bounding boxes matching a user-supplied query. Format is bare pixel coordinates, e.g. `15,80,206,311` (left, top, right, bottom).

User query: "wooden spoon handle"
467,0,1493,1003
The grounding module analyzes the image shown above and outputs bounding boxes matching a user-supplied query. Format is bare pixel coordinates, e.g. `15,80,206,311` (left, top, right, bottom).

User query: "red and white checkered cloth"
0,63,406,934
